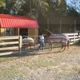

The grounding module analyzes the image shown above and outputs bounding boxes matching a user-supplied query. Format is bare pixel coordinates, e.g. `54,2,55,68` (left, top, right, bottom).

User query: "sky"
66,0,80,13
66,0,71,4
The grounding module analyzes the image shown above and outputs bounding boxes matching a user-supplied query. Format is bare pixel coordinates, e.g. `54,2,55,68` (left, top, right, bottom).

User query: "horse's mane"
44,29,53,36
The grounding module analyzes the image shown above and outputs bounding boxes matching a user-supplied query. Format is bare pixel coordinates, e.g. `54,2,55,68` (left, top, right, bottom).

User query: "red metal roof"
0,14,39,28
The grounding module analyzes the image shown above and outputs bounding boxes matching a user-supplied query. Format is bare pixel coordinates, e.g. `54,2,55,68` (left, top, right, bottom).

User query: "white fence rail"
63,33,80,45
0,36,22,56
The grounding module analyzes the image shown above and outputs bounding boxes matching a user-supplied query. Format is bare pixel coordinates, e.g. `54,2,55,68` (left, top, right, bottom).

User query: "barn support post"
0,27,1,36
47,18,49,29
74,20,76,32
60,20,62,33
74,20,76,42
18,28,19,36
19,36,22,54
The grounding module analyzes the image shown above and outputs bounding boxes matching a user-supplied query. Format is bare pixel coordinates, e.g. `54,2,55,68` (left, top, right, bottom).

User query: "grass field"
0,45,80,80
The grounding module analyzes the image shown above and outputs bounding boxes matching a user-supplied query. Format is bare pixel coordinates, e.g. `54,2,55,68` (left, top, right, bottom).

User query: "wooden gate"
0,36,22,56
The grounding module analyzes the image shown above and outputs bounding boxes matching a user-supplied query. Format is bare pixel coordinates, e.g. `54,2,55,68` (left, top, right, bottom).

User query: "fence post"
74,33,75,43
19,36,22,54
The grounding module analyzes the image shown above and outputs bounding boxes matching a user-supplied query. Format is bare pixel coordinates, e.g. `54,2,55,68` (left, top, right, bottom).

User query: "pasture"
0,45,80,80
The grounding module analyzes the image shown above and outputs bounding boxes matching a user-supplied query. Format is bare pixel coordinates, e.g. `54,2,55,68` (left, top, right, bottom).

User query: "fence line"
22,33,80,45
0,36,22,56
63,33,80,44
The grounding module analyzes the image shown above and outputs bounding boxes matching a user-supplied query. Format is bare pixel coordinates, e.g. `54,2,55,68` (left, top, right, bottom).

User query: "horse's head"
44,29,52,37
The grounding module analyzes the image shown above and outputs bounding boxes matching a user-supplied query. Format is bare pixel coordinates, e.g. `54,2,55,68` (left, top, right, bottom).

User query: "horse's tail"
67,40,70,50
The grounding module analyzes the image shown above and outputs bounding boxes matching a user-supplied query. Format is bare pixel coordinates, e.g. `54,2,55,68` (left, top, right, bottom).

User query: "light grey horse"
45,29,70,51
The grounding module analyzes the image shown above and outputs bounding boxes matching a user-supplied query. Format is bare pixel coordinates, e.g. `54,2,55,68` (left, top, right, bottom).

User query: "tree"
67,6,79,16
0,0,4,7
48,0,67,17
15,0,50,18
0,0,67,18
1,0,50,19
0,0,5,13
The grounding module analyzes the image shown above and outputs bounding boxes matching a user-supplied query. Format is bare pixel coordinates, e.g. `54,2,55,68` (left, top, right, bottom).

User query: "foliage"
0,0,67,18
18,0,50,19
0,0,4,7
0,0,80,18
47,0,67,17
67,6,79,16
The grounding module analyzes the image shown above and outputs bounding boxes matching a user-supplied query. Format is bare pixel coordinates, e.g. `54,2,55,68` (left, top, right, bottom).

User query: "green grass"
24,59,58,69
0,46,80,80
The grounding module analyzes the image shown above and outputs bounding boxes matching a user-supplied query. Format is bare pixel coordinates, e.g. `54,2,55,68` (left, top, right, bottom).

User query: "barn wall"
28,28,38,43
0,28,6,36
28,28,38,37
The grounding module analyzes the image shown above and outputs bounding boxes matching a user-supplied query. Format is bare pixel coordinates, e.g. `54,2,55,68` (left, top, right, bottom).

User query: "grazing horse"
44,29,70,51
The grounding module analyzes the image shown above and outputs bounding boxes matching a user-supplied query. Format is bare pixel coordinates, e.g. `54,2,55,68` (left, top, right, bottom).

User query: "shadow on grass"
0,50,54,58
0,46,66,58
71,40,80,46
0,51,37,58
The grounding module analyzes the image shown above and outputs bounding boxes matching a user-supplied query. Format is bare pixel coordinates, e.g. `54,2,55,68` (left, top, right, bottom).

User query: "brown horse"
44,29,70,51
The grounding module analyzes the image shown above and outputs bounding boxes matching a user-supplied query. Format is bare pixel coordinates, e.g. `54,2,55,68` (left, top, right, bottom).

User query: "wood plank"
70,43,74,45
0,36,19,40
69,36,79,38
0,41,19,45
64,33,78,35
70,38,79,41
0,51,19,56
0,46,19,51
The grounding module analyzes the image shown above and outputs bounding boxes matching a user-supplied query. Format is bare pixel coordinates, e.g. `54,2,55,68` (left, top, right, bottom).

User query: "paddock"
0,32,80,56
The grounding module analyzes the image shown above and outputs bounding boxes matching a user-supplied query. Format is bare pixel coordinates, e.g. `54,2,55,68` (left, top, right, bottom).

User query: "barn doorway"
19,28,28,37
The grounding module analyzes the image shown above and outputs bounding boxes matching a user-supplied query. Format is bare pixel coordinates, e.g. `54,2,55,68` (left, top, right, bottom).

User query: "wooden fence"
0,36,22,56
63,33,80,45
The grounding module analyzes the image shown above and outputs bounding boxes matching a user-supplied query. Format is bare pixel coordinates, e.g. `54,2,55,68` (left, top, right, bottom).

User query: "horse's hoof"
50,50,52,51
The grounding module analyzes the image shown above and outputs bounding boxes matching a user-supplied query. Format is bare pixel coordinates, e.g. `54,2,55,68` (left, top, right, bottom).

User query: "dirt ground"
0,45,80,80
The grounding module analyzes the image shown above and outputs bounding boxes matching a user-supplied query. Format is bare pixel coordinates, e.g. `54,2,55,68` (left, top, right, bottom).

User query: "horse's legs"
61,45,64,49
59,42,64,50
66,41,70,50
63,46,66,51
60,41,69,51
59,43,66,51
49,43,53,51
50,44,53,51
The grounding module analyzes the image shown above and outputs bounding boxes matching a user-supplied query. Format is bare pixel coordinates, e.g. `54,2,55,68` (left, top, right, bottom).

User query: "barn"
0,14,39,38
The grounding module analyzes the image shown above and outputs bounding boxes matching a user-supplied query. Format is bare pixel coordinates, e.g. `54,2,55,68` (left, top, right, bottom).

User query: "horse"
22,37,35,49
44,29,70,51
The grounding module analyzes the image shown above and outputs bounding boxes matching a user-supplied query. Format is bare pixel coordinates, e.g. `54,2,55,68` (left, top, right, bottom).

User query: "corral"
0,32,80,56
0,33,80,80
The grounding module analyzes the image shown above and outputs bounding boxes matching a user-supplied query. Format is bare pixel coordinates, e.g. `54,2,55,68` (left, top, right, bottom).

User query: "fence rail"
63,33,80,44
0,36,22,56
